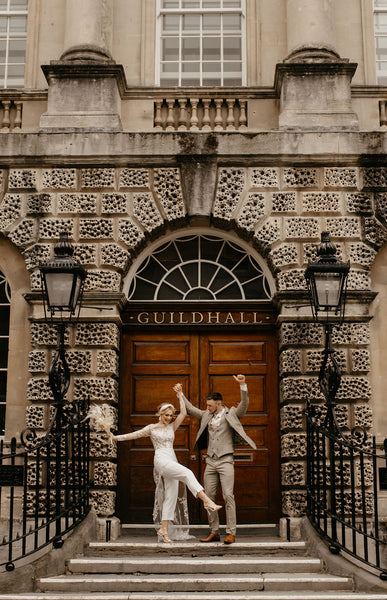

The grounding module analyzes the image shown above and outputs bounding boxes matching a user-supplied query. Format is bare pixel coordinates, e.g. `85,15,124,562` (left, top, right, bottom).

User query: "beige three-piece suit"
183,385,256,536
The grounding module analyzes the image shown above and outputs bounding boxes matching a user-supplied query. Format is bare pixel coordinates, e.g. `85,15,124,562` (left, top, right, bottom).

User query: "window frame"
373,1,387,85
0,270,10,437
0,0,28,89
155,0,246,87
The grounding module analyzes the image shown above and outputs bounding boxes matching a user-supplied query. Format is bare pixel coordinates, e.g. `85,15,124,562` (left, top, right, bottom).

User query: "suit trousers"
204,455,236,535
158,459,204,521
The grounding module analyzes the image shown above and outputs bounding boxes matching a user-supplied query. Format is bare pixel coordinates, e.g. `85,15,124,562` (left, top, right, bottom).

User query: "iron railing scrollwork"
306,396,387,579
0,395,90,572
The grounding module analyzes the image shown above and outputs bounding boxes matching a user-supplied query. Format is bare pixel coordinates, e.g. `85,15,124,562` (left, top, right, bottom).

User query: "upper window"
374,0,387,84
157,0,245,87
0,270,10,436
127,234,273,301
0,0,28,88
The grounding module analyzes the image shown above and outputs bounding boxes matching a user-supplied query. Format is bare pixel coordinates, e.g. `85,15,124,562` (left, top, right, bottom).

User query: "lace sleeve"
114,424,153,441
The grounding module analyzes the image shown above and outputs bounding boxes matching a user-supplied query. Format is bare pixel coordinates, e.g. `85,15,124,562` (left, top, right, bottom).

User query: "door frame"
118,302,281,523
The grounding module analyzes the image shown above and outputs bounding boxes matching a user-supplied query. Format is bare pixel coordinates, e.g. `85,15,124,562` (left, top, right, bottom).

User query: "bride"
109,383,221,543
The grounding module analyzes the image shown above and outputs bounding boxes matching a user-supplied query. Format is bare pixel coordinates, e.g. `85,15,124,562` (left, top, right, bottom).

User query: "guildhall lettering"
135,311,263,325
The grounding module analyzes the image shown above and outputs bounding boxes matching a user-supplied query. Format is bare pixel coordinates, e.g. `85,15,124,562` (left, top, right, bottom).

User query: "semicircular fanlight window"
128,234,272,301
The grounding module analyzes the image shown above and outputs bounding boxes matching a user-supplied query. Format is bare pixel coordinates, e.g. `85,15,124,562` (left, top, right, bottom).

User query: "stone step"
38,573,353,593
87,540,308,557
1,594,387,600
120,523,279,537
68,555,323,574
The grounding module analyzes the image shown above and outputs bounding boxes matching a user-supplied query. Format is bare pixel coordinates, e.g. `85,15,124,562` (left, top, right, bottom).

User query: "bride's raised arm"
172,383,187,431
110,423,153,442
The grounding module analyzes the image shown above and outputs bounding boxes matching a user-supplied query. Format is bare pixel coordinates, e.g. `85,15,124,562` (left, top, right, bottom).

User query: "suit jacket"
182,388,257,453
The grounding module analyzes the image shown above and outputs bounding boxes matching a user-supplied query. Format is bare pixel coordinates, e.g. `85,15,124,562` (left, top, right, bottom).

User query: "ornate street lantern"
305,231,350,323
40,231,86,321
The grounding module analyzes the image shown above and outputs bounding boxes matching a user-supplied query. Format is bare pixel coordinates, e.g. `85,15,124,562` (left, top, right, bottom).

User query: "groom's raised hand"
233,374,245,385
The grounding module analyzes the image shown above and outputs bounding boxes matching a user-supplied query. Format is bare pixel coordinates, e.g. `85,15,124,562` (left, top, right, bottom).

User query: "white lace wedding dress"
115,422,203,540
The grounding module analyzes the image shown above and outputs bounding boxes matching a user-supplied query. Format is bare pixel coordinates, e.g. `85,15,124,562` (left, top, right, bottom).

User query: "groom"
182,374,256,544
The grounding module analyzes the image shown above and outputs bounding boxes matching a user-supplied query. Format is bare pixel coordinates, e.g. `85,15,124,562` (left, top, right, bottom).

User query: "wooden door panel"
118,328,280,524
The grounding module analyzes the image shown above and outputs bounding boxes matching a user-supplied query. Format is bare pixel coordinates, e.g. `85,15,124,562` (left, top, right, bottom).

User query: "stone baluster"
190,98,199,131
214,99,223,131
202,99,211,131
1,101,10,130
380,101,387,128
178,98,188,131
154,100,163,130
239,100,247,130
14,101,22,129
226,99,235,131
166,98,176,131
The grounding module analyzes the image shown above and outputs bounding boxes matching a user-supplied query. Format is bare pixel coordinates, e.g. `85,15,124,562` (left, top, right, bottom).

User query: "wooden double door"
117,330,280,524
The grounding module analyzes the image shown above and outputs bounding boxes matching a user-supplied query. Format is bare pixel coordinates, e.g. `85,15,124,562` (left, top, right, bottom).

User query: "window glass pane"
203,76,221,85
203,0,221,6
161,62,178,73
0,338,9,368
376,36,387,57
7,62,24,85
9,15,26,32
223,0,241,6
163,14,179,32
0,17,7,33
183,14,200,31
182,62,199,72
0,374,6,403
0,1,8,9
157,283,183,300
375,13,387,32
8,37,25,62
181,263,198,287
162,0,179,7
182,37,200,59
182,0,200,6
10,0,28,9
203,37,221,60
223,37,241,59
203,13,221,30
0,306,9,335
223,13,241,30
203,61,220,72
0,404,5,436
164,269,189,293
175,236,198,261
181,75,200,85
162,37,179,60
216,281,241,299
375,0,387,6
223,76,242,85
0,39,6,60
224,61,241,72
160,75,179,85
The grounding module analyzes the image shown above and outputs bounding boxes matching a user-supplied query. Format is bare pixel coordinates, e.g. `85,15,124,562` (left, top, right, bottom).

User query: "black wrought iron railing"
306,400,387,579
0,397,90,572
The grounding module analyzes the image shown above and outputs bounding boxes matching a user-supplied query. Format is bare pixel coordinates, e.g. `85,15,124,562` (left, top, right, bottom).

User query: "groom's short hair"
206,392,223,403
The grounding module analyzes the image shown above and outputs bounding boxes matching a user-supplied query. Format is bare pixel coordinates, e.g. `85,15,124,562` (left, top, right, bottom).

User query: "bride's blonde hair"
156,402,175,416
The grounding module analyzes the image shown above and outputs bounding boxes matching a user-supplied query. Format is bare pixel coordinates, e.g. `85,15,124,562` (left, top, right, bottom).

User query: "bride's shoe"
204,501,222,513
157,529,172,543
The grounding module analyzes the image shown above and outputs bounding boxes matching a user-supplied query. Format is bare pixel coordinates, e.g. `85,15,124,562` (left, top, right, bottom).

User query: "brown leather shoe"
224,534,235,544
200,532,220,543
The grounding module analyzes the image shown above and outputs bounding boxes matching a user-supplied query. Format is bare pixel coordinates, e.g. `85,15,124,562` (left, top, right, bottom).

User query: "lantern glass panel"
314,272,342,309
45,272,75,311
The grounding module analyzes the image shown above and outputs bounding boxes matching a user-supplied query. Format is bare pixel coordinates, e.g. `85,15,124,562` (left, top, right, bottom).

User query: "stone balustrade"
154,96,248,131
0,99,23,131
380,100,387,128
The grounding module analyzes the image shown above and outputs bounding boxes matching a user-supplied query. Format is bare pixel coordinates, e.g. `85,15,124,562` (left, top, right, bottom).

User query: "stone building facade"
1,0,387,528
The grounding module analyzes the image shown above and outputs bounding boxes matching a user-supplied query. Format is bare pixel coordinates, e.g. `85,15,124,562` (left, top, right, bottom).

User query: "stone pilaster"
275,0,359,130
40,0,125,131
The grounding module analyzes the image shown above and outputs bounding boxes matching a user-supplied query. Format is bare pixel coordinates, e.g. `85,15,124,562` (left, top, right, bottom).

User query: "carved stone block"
281,378,312,402
284,217,319,239
283,168,318,188
81,168,115,188
302,192,340,213
90,490,116,516
73,377,119,403
324,168,358,188
347,270,370,291
9,169,38,190
93,461,117,487
119,168,150,189
250,167,279,188
26,193,53,215
75,323,120,348
325,217,361,239
8,218,35,247
282,491,307,517
331,323,370,345
42,168,77,189
281,433,307,458
362,167,387,188
73,244,97,265
376,192,387,224
270,243,299,268
305,349,347,373
27,377,53,402
348,242,377,268
90,433,116,458
79,218,114,240
364,217,387,249
351,349,371,373
25,405,46,429
84,270,121,292
118,218,145,248
237,192,265,230
97,350,119,376
66,350,92,374
354,404,373,428
101,243,130,271
345,192,373,215
133,192,163,231
282,463,305,486
278,269,307,291
0,193,22,231
101,192,128,214
271,192,297,213
154,168,185,220
213,168,245,219
254,218,281,248
279,349,302,375
335,376,371,402
58,193,97,214
31,322,69,346
280,404,304,430
280,322,322,347
28,350,47,373
23,244,51,270
39,218,74,240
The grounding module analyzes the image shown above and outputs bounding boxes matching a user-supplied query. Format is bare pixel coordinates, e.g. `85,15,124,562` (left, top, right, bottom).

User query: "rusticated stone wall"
0,163,386,518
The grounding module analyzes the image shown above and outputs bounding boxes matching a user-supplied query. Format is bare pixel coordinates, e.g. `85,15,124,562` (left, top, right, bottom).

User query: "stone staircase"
1,524,387,599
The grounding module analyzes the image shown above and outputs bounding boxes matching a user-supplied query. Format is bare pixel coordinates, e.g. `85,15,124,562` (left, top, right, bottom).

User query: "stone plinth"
275,49,359,131
39,55,126,131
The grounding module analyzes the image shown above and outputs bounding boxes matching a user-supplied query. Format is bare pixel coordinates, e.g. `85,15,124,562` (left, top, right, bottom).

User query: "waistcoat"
207,412,234,458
